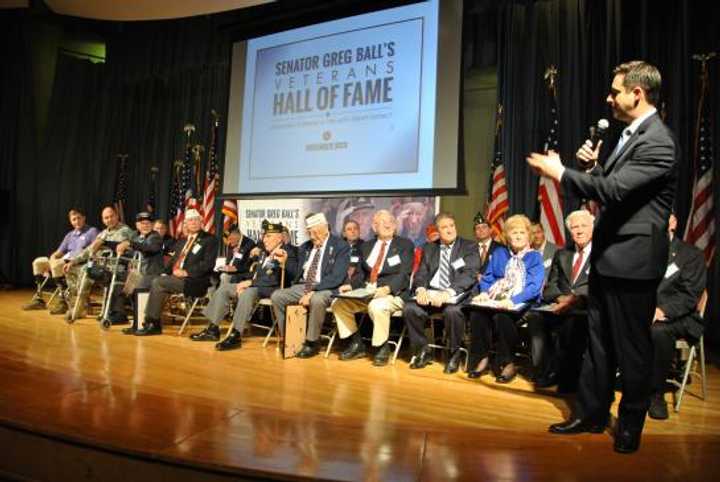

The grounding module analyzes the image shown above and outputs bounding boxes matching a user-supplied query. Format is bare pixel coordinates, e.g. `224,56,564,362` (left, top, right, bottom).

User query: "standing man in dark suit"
473,212,501,277
333,210,415,366
403,212,480,373
135,209,218,336
342,219,364,283
528,209,594,390
649,213,706,420
528,60,678,453
271,212,350,358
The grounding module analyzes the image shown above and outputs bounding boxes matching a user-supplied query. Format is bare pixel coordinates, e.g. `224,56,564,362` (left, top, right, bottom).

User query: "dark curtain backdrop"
491,0,719,345
0,10,37,285
7,15,230,288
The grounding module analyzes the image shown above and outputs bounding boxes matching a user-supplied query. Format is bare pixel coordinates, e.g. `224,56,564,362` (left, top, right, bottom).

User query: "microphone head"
597,118,609,132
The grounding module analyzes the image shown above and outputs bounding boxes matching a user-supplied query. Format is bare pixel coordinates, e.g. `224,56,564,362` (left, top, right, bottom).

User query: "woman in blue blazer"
467,214,544,383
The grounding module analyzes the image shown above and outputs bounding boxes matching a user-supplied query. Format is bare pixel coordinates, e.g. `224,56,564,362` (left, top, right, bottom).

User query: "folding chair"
175,295,209,335
668,289,708,412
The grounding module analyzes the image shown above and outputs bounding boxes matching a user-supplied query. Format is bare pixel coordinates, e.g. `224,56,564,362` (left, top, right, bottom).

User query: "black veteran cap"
473,211,489,226
136,211,153,222
261,219,284,234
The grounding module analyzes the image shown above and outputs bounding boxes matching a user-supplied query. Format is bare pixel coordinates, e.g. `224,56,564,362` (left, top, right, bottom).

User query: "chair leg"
47,287,61,307
391,326,406,365
70,270,89,322
263,317,278,348
457,346,469,372
699,337,707,401
178,299,200,335
324,327,337,359
674,345,696,412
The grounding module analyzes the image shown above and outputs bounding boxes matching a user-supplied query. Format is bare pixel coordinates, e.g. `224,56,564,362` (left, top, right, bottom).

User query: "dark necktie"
369,241,387,284
571,247,584,283
479,243,488,265
303,247,322,293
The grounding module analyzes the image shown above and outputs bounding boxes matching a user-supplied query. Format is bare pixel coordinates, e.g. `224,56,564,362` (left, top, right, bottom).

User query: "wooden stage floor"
1,290,719,481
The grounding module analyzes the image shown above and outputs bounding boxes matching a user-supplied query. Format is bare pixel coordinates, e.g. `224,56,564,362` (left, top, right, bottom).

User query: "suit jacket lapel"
560,250,574,283
603,114,657,173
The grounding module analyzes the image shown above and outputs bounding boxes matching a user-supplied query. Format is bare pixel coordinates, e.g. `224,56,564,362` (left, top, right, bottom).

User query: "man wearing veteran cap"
190,221,298,350
24,208,99,312
474,211,502,277
135,208,218,336
271,212,350,358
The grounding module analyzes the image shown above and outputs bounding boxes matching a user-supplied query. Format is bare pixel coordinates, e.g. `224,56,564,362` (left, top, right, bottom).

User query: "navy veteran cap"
473,211,489,226
261,219,284,234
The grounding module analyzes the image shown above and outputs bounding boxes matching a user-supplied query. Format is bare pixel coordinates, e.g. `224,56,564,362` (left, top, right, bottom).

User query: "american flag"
537,66,566,247
485,104,508,241
169,160,185,238
202,114,220,234
222,199,238,235
684,55,716,266
113,154,128,224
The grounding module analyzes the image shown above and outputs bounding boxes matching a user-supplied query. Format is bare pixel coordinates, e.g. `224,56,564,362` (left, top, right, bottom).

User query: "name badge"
233,252,243,260
214,257,225,271
451,258,466,270
544,258,552,268
191,243,202,255
664,262,679,279
350,256,360,263
387,254,401,267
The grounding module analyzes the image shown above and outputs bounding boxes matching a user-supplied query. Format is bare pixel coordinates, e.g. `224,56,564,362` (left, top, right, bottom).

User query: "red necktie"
173,235,196,271
479,243,488,265
571,247,584,283
369,241,387,283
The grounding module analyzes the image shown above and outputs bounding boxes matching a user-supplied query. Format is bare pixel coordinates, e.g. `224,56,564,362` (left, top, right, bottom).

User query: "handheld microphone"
589,118,609,149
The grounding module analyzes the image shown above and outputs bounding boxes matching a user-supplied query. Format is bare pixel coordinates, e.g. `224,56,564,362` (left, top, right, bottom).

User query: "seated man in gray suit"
404,212,480,373
190,221,298,350
527,209,594,390
271,213,350,358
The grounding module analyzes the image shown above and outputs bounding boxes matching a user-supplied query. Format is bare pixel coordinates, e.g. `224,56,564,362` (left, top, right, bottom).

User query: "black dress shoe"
648,393,669,420
215,329,242,351
134,320,162,336
190,324,221,341
443,349,464,374
372,343,392,367
534,372,558,388
296,341,320,358
340,338,366,361
409,345,433,369
614,427,641,454
121,325,137,335
548,418,606,434
467,356,489,379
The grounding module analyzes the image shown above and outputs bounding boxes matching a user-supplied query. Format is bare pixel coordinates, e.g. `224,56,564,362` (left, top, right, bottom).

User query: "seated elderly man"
102,211,166,329
649,213,706,420
215,228,256,289
190,221,298,350
135,209,218,336
24,208,99,312
530,222,558,284
62,205,135,320
403,212,480,373
526,209,594,390
271,213,350,358
332,209,414,366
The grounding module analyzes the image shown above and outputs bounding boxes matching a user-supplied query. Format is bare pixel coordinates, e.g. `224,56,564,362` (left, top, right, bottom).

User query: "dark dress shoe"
215,329,242,351
534,372,558,388
549,418,606,434
648,393,669,420
409,346,433,369
614,428,641,454
340,338,367,361
443,349,464,374
190,324,221,341
372,343,392,367
467,356,489,379
134,320,162,336
121,326,137,335
296,341,320,358
108,312,128,324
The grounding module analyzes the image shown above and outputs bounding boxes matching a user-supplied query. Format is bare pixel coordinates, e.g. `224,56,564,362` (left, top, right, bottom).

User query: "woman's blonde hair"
503,214,532,237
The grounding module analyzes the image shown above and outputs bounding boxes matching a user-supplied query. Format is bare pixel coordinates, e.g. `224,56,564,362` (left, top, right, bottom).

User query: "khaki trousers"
332,295,404,346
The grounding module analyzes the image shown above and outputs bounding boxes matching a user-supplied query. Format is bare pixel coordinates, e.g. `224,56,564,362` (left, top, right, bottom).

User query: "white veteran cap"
305,212,328,228
185,209,202,220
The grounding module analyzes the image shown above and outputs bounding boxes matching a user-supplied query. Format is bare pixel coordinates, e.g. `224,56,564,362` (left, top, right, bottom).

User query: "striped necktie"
438,245,451,289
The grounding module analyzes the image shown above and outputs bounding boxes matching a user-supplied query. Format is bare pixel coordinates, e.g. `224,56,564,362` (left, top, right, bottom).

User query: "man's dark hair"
69,208,86,217
613,60,662,106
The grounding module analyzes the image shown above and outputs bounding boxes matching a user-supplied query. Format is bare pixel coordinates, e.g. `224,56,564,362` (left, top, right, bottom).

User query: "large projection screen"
223,0,462,197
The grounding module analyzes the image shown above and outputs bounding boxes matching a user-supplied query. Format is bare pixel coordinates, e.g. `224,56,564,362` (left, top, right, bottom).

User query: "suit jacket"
225,235,257,283
656,237,706,336
562,113,678,280
129,231,164,276
542,247,591,302
478,239,502,275
248,243,299,289
412,237,480,298
294,234,350,292
165,230,218,297
540,242,558,283
351,236,415,297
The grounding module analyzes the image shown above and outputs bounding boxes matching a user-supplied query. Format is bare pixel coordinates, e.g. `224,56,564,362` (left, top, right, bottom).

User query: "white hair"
565,209,595,229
